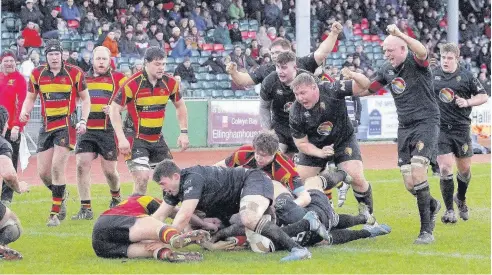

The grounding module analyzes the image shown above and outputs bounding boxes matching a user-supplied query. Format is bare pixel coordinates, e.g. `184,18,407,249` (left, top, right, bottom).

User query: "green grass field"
2,163,491,274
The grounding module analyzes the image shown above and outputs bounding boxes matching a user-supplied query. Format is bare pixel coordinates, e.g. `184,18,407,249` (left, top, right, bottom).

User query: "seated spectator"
169,4,182,22
13,36,28,62
102,31,120,57
228,0,245,20
343,20,354,40
244,48,259,71
342,55,354,68
477,48,491,73
462,55,473,71
250,39,261,61
264,0,281,29
22,21,42,48
191,5,206,32
38,0,51,18
461,40,479,60
186,27,205,50
478,72,491,96
174,57,197,83
210,3,225,26
147,22,159,40
42,8,60,39
134,31,150,57
369,20,382,35
78,0,89,20
80,11,99,35
90,0,104,20
169,27,192,58
20,0,43,28
213,17,232,45
354,45,370,68
179,18,190,36
61,0,81,24
96,21,112,46
267,27,277,41
256,26,272,49
102,0,116,22
230,46,246,70
277,26,290,41
200,51,227,74
78,52,91,72
246,0,262,23
120,30,140,57
149,29,166,48
65,50,77,66
230,21,243,43
131,59,144,74
202,9,214,29
81,41,95,59
20,49,40,78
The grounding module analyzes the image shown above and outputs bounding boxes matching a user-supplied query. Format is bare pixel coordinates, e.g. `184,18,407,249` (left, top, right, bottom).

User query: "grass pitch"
2,163,490,274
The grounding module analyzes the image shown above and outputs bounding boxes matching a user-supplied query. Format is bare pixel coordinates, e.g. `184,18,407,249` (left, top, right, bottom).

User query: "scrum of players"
0,22,487,262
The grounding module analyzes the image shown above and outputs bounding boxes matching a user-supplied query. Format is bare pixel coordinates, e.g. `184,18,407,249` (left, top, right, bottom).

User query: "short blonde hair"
439,42,460,58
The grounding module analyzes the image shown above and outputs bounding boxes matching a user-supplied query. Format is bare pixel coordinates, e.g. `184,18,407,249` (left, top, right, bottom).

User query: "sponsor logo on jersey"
388,70,395,76
276,89,283,95
317,121,333,136
462,143,469,154
320,102,325,110
456,76,461,82
344,147,353,156
439,88,455,103
283,102,293,113
391,77,406,94
416,141,424,152
434,76,441,80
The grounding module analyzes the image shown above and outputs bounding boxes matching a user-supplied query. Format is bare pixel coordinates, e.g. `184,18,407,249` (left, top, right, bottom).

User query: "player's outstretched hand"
19,111,30,123
331,21,343,35
319,145,334,158
226,62,237,75
341,67,354,80
386,24,402,36
17,181,29,194
455,95,470,108
177,133,189,152
118,138,131,155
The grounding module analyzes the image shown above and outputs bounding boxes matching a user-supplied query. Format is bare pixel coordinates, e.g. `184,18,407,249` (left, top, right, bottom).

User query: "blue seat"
190,57,199,63
373,53,383,60
175,57,184,64
218,81,231,89
201,51,211,57
338,46,347,53
211,90,223,98
372,46,382,53
366,53,374,60
216,74,230,81
167,64,177,71
190,82,201,89
203,82,215,89
347,46,356,54
196,73,207,81
222,90,235,98
167,57,176,64
196,66,208,73
206,74,215,81
191,50,200,57
81,33,93,41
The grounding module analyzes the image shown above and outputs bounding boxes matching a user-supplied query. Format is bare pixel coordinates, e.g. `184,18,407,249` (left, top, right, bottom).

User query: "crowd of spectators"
1,0,490,95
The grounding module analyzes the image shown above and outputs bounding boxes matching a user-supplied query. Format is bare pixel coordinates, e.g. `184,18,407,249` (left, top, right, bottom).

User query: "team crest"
7,79,15,86
283,102,293,113
388,70,395,76
456,76,461,82
439,88,455,103
320,102,326,110
416,141,424,152
276,89,283,95
60,77,66,84
59,138,66,146
317,121,333,136
462,143,469,154
391,77,406,94
344,147,353,156
434,76,441,80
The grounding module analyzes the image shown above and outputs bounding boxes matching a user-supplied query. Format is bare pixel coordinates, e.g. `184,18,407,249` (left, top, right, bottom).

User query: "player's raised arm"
386,24,427,62
226,62,255,87
313,21,343,65
340,68,372,97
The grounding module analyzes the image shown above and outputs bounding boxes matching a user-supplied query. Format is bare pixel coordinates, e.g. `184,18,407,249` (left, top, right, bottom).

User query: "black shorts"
306,189,337,230
296,134,362,168
438,125,473,158
75,130,118,161
397,120,439,166
273,125,298,154
92,215,137,258
37,126,77,153
125,136,173,170
241,170,275,204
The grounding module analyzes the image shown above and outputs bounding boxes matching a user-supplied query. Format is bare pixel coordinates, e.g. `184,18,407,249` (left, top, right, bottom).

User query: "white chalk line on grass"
23,230,491,260
320,246,490,260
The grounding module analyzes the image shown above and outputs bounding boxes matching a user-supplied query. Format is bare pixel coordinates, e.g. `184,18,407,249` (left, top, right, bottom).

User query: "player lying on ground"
0,106,29,260
92,194,210,262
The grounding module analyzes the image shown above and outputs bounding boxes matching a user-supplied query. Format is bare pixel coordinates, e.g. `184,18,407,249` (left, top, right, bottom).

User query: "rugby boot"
429,198,441,231
358,202,376,225
280,247,311,262
414,231,434,245
441,209,457,224
0,245,23,260
166,251,203,263
46,215,61,227
170,230,211,249
454,195,469,221
71,208,94,220
337,182,351,207
364,224,392,238
110,196,122,208
303,211,330,240
58,189,69,221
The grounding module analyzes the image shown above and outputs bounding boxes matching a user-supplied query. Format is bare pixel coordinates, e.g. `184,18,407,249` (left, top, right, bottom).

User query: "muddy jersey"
289,80,354,148
433,66,486,127
249,53,318,84
369,51,440,126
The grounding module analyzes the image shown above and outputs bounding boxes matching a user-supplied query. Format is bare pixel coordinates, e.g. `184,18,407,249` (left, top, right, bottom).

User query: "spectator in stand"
78,0,89,20
463,55,473,71
22,22,42,48
170,28,192,58
134,31,150,57
139,5,151,22
187,27,204,50
61,0,81,23
38,0,51,18
256,26,272,49
478,49,491,73
200,51,227,74
78,52,91,72
478,72,491,96
369,20,382,35
230,21,243,43
96,21,112,46
179,18,190,36
169,4,182,23
459,23,474,43
244,48,259,71
135,22,149,40
202,9,214,29
67,51,79,66
131,59,143,74
151,1,165,19
250,40,261,61
102,31,120,58
264,0,282,29
342,54,354,68
461,40,479,60
102,0,116,22
42,8,60,39
213,17,232,45
147,22,159,40
149,29,166,49
81,41,95,60
211,3,226,25
81,11,100,36
174,57,197,83
230,46,246,71
119,30,139,57
343,19,354,40
20,49,40,78
266,27,277,41
13,37,28,62
354,45,370,68
228,0,245,20
191,5,206,32
20,0,43,28
90,0,104,20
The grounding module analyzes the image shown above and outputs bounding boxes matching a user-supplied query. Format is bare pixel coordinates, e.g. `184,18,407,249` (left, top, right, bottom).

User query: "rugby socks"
280,219,310,237
414,181,432,233
439,174,454,210
335,214,367,229
256,219,302,251
153,247,172,261
324,189,333,201
456,173,471,201
274,193,306,225
211,223,245,243
331,229,370,245
110,189,121,198
157,226,179,244
81,200,91,209
50,185,66,216
353,184,374,214
318,170,347,190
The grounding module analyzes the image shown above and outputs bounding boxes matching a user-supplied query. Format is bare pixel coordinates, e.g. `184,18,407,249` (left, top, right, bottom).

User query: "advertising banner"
471,99,491,137
365,96,398,139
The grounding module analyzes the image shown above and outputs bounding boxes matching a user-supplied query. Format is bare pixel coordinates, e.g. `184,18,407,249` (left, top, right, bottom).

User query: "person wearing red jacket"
0,51,27,206
22,22,43,48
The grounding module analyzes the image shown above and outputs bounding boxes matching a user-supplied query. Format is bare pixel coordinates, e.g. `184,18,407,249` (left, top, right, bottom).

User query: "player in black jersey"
433,43,488,224
366,24,441,244
152,160,312,262
288,71,381,226
226,22,343,87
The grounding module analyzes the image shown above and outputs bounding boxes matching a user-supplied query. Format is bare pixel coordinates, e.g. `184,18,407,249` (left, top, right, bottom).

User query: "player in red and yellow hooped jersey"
109,47,189,196
216,131,311,207
72,46,127,221
19,39,91,227
92,194,209,262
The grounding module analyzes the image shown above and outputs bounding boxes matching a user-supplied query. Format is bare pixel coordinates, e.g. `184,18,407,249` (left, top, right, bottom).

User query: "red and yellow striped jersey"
225,144,305,195
101,195,162,217
113,70,181,142
85,69,126,130
28,63,87,132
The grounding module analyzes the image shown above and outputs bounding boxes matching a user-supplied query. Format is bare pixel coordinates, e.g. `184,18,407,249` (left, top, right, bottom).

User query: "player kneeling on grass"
0,106,29,260
92,195,210,262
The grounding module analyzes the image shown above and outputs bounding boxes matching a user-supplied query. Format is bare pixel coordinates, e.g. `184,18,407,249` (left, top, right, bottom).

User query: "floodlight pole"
447,0,459,43
295,0,310,57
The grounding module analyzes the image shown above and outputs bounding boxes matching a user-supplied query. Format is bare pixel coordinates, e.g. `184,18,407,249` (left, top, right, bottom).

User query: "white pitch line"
320,246,490,260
